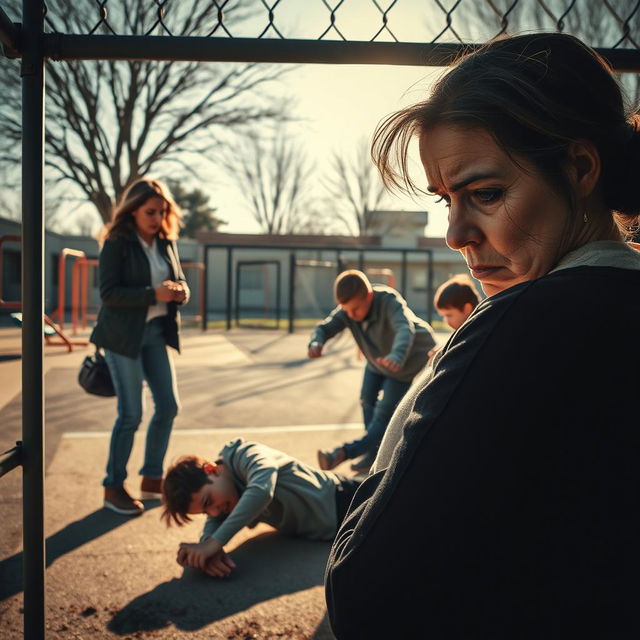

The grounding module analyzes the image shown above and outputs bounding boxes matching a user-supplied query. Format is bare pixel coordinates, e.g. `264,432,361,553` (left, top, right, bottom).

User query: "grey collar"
551,241,640,273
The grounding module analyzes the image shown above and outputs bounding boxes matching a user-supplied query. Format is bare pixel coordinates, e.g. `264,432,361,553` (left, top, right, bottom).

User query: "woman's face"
419,125,573,297
131,196,167,242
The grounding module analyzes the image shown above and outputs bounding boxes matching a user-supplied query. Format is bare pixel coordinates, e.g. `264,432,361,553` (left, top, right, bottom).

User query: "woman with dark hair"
325,33,640,638
91,178,189,516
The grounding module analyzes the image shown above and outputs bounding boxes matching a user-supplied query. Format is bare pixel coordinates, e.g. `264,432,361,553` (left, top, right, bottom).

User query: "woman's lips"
469,265,501,280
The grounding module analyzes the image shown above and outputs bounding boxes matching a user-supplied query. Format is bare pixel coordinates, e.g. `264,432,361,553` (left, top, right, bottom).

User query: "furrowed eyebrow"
428,172,500,194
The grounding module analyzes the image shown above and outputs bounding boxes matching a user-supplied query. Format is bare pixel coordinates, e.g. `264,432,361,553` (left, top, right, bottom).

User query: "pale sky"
218,61,450,238
4,0,477,239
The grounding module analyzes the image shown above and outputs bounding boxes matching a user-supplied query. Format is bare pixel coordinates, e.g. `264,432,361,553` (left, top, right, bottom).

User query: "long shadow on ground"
0,500,161,601
108,530,331,635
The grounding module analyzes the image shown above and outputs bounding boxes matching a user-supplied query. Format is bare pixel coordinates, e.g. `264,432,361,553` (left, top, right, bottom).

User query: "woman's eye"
474,189,503,204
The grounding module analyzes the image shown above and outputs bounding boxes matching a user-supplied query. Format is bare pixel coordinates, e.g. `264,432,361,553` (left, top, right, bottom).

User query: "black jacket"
90,233,189,358
325,266,640,639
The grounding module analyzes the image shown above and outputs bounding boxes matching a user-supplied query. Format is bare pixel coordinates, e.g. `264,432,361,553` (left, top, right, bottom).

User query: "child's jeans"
343,365,411,459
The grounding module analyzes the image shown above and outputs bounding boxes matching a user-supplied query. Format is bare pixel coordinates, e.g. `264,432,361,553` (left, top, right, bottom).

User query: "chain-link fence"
35,0,640,48
2,1,640,638
3,1,640,68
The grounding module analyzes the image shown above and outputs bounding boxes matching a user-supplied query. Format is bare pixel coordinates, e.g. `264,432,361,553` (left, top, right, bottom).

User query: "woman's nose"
445,205,482,251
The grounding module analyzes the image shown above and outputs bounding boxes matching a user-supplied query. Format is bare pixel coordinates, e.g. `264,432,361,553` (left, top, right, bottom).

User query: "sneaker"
140,476,163,499
350,450,376,474
317,446,346,471
104,487,144,516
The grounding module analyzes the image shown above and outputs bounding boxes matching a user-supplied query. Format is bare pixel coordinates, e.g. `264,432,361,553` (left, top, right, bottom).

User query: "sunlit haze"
219,62,450,237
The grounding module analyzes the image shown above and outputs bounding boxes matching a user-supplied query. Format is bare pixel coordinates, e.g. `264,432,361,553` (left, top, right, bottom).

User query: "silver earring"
583,211,588,224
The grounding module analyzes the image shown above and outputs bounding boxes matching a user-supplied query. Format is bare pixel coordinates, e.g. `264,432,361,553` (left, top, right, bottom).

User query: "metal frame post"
234,259,240,327
288,251,295,334
400,250,408,297
225,247,232,331
426,249,434,324
275,260,281,329
21,0,46,637
201,247,209,331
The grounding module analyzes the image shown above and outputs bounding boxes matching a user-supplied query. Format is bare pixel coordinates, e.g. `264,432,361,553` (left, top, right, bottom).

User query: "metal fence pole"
427,249,434,324
234,259,240,328
21,1,46,638
400,250,408,297
288,251,295,334
226,247,232,331
201,247,209,331
275,261,281,329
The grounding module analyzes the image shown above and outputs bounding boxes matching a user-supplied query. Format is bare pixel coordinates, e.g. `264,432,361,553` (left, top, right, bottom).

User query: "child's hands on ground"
203,549,237,578
177,538,222,571
376,355,401,372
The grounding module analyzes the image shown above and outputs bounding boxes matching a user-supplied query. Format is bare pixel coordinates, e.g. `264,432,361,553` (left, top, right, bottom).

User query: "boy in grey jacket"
308,270,435,474
161,438,359,577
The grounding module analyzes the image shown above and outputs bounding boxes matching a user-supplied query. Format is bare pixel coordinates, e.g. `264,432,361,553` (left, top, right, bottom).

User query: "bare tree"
0,192,20,222
224,131,314,235
466,0,640,103
0,0,288,224
324,138,390,236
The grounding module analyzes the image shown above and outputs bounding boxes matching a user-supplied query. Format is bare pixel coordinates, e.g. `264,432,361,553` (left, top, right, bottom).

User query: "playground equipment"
0,235,89,352
0,238,206,349
366,267,396,289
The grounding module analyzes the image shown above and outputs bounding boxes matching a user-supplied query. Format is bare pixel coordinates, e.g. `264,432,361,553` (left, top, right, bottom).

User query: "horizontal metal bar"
204,243,432,253
0,5,20,57
0,441,23,478
44,34,473,66
35,33,640,71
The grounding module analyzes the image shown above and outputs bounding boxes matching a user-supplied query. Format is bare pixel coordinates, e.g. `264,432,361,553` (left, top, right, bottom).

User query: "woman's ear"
567,140,601,198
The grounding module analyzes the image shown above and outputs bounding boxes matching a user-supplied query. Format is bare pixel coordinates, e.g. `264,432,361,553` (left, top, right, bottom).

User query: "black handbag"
78,347,116,397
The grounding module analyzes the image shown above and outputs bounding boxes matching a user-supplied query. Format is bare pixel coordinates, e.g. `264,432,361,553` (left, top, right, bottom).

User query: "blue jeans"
342,365,411,459
103,317,179,487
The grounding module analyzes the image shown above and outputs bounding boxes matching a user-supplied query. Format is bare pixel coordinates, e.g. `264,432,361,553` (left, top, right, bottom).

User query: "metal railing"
2,1,640,638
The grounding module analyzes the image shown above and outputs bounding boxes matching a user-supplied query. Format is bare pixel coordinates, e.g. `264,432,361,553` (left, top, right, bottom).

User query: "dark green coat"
90,233,189,358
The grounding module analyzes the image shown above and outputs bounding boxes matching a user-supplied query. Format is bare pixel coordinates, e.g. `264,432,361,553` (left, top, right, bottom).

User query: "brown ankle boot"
104,487,144,516
140,476,163,499
317,446,347,471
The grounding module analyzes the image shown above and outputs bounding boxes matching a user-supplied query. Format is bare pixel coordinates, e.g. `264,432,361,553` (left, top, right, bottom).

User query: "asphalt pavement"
0,325,447,639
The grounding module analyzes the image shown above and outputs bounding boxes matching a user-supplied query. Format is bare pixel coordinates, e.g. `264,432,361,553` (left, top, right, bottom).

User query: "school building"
0,210,470,330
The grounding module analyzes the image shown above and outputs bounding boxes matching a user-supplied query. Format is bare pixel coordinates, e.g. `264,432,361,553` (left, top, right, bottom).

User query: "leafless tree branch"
0,0,291,224
323,138,390,236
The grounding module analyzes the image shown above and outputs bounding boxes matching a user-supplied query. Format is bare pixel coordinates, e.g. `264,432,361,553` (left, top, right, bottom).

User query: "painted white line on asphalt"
62,423,363,438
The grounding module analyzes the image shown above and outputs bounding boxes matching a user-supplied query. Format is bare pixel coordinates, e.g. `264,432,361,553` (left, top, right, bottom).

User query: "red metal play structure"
0,235,205,351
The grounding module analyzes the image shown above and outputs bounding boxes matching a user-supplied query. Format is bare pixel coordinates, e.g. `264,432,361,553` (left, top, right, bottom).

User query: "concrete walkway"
0,326,447,639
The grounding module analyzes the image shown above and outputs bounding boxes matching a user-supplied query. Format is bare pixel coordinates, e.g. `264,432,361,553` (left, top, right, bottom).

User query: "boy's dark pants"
334,475,361,525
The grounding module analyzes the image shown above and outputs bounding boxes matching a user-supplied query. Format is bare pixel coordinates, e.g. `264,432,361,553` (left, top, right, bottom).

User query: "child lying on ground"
161,437,361,577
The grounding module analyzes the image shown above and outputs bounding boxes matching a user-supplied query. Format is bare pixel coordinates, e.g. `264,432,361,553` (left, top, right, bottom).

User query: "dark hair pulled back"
373,33,640,236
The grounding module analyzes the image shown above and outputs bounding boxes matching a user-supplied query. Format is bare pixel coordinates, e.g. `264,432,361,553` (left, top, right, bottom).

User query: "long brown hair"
101,178,182,245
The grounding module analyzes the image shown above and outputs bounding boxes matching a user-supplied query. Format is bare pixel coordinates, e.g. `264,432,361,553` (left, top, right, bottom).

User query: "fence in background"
3,1,640,637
